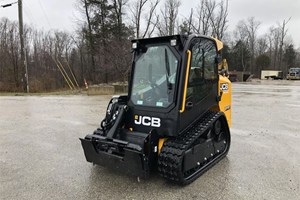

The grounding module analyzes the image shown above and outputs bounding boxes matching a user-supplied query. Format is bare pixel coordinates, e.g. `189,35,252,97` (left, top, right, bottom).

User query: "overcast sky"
0,0,299,48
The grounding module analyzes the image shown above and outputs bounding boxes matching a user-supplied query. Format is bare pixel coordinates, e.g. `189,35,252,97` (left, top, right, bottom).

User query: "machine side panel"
218,75,232,127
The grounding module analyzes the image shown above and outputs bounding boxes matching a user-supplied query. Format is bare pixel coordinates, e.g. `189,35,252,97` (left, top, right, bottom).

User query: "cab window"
187,38,217,102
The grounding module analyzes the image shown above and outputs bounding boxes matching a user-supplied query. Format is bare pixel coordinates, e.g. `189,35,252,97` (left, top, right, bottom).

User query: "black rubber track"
158,111,231,185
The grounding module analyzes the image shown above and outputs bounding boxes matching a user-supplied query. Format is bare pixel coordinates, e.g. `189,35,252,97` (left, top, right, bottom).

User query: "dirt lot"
0,80,299,200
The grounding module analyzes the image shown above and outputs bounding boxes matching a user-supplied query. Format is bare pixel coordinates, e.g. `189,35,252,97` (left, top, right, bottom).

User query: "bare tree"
257,36,268,55
130,0,147,38
130,0,159,38
210,0,228,39
157,0,181,36
267,26,283,70
112,0,129,39
192,0,212,35
188,0,228,39
236,17,261,73
179,8,194,34
278,17,291,73
82,0,96,77
202,0,216,35
143,0,160,38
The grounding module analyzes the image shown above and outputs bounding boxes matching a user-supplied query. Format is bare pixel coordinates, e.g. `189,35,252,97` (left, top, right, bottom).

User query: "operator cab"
128,34,221,137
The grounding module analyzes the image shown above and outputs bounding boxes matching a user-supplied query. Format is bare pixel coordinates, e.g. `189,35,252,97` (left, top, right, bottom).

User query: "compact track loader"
80,34,231,184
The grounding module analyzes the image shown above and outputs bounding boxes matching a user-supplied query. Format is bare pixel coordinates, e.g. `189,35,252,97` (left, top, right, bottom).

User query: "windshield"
289,68,300,73
131,45,178,108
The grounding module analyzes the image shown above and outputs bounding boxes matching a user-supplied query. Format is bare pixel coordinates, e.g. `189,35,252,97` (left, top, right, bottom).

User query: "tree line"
0,0,299,92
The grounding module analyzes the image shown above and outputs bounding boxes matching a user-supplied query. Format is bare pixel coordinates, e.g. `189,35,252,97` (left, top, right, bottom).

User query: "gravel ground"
0,80,299,200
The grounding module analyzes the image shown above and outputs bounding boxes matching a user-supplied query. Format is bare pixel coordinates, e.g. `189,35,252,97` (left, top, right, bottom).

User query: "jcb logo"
220,83,229,93
134,115,161,127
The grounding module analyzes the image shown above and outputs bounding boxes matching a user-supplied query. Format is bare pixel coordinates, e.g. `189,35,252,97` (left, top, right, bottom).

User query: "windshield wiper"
164,48,172,90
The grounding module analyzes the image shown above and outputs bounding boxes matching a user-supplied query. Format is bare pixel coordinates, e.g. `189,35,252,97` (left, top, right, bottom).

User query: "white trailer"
261,70,283,80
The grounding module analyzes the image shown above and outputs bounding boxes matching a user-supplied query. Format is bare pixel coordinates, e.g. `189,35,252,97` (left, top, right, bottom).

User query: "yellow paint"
212,37,224,51
218,75,232,127
134,115,138,120
129,128,133,131
158,138,167,154
180,50,192,113
218,59,228,71
222,59,228,71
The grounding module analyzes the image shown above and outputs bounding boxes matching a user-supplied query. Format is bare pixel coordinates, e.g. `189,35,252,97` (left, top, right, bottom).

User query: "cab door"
179,37,219,132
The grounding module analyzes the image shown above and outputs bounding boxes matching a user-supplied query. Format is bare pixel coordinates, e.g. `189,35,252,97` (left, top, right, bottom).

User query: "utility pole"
18,0,29,93
1,1,29,92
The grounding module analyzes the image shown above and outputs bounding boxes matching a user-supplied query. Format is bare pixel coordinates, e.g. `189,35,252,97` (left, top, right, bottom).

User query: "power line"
38,0,52,29
22,0,39,26
1,1,17,8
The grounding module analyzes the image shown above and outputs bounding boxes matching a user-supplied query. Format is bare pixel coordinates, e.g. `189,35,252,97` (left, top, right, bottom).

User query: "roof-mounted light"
132,42,138,49
170,39,177,46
